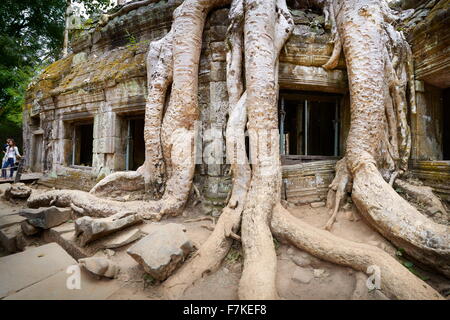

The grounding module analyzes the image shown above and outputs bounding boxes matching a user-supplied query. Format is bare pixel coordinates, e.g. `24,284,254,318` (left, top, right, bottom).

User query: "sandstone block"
78,257,119,279
19,206,71,229
75,211,142,246
127,223,193,281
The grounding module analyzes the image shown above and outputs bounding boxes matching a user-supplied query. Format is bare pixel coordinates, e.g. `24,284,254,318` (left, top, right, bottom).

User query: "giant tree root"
162,207,242,299
394,179,448,225
352,163,450,278
90,171,145,199
27,189,162,220
271,204,443,300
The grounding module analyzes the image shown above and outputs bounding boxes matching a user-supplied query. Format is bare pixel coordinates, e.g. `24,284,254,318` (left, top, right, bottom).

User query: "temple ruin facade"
23,0,449,207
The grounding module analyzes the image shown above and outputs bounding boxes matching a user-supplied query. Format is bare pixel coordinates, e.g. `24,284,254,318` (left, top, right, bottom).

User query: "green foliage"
79,0,112,17
395,247,430,281
0,0,113,148
226,247,242,264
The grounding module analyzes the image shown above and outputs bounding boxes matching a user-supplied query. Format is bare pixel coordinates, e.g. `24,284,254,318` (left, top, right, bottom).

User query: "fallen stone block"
0,224,22,252
127,223,193,281
20,220,40,236
0,243,76,298
4,183,32,200
78,257,120,279
19,206,71,229
75,211,142,247
0,214,26,229
100,228,142,249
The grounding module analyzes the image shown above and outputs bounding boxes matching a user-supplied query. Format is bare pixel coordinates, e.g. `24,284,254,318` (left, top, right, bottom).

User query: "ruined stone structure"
23,0,449,204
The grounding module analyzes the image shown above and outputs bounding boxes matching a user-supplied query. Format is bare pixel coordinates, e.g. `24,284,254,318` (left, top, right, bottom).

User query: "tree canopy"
0,0,112,148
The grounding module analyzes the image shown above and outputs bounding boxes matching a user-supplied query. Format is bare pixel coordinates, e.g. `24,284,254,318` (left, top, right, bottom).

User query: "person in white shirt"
1,139,21,179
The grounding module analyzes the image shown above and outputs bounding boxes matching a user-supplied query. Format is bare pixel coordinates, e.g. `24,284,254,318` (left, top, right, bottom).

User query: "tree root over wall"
28,0,448,300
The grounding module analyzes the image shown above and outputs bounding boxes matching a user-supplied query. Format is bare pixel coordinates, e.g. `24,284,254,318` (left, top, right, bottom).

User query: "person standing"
1,139,21,179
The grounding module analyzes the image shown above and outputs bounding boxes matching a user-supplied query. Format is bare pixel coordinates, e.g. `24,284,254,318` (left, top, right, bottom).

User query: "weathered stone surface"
43,227,95,260
0,243,76,298
292,266,313,284
20,220,40,236
78,257,119,279
19,206,71,229
0,183,12,196
100,228,142,249
127,223,193,281
4,183,32,200
4,268,120,300
313,268,329,278
291,254,312,267
0,214,26,229
0,224,22,253
75,211,142,246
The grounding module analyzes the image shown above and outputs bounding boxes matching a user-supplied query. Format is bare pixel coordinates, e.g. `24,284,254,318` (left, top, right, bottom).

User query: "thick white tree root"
27,189,162,220
271,204,443,300
162,0,249,299
325,158,352,230
352,164,450,277
322,0,450,278
238,0,293,300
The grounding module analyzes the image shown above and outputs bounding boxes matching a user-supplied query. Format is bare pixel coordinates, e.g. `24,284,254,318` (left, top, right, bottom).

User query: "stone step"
19,206,72,229
0,214,26,229
4,267,121,300
0,243,76,298
44,222,144,260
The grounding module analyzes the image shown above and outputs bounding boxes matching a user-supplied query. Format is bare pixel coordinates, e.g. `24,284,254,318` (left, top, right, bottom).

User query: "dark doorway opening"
126,118,145,170
73,123,93,167
279,90,341,160
443,88,450,160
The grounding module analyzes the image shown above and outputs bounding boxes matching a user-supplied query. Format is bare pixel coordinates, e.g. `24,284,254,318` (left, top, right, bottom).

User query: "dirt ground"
1,183,449,300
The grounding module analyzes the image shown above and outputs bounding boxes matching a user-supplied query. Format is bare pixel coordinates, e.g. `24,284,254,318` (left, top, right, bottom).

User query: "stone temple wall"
23,0,449,203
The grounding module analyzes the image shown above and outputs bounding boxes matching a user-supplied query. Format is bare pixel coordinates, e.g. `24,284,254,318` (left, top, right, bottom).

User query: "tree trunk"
326,0,450,276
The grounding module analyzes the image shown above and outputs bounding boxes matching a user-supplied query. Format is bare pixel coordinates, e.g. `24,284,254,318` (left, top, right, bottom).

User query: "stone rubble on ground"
75,211,142,246
127,223,194,281
0,183,12,196
78,256,120,279
19,206,71,229
100,228,142,249
291,254,312,267
313,268,329,278
0,224,22,252
3,183,32,200
20,220,40,236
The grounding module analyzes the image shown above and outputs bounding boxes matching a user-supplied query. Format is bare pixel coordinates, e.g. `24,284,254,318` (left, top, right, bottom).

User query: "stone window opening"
71,122,94,167
279,90,341,165
125,116,145,171
443,88,450,160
